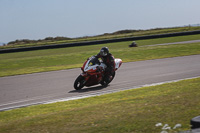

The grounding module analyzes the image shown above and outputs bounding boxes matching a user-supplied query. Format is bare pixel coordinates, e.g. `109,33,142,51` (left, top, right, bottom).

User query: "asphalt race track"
0,54,200,111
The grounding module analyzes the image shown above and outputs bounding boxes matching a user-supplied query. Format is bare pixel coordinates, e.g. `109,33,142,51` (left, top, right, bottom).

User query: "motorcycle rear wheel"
100,71,115,86
74,75,85,90
109,71,115,83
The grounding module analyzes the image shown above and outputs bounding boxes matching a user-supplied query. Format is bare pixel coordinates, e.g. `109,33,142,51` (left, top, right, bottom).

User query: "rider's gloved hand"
96,66,100,72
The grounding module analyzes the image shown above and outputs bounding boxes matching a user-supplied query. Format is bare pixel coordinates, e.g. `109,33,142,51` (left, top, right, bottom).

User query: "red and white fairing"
114,58,122,70
83,59,106,73
82,57,122,73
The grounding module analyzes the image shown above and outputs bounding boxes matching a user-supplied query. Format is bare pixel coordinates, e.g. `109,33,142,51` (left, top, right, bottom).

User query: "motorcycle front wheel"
74,75,85,90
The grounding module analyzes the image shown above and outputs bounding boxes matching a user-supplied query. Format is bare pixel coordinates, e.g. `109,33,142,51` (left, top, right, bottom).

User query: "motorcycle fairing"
114,58,122,70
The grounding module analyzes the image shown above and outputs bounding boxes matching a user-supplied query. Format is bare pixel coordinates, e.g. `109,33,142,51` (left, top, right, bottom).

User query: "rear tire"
74,75,85,90
100,71,115,86
109,71,115,83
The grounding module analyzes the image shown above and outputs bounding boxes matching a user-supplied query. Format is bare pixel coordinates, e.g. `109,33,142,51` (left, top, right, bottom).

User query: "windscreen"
89,56,100,66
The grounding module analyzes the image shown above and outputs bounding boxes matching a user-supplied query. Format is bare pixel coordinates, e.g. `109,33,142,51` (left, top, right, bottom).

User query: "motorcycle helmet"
100,47,109,56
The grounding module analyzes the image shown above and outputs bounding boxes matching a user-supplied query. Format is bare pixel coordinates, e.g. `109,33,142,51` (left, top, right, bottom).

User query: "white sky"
0,0,200,43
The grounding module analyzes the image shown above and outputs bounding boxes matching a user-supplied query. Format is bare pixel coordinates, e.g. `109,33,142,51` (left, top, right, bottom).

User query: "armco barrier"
1,30,200,54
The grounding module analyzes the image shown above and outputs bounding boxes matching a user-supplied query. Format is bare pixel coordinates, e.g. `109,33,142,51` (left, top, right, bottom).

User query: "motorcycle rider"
96,47,115,85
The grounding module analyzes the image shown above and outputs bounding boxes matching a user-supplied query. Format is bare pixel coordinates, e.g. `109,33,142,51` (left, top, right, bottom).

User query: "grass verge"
0,34,200,77
0,77,200,133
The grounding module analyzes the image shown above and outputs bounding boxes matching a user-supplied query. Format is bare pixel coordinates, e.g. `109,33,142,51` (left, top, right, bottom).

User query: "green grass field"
0,77,200,133
0,34,200,77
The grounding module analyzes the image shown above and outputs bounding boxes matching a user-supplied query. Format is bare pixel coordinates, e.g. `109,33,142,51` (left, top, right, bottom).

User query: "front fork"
80,73,89,85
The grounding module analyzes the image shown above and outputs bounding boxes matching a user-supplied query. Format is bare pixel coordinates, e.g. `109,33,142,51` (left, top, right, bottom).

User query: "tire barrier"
191,116,200,129
176,116,200,133
1,30,200,54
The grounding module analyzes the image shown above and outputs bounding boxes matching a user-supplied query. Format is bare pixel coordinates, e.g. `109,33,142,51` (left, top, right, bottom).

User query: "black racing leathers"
96,53,115,84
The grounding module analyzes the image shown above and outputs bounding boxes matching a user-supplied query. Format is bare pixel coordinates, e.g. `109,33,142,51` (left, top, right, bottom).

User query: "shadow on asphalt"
69,85,109,93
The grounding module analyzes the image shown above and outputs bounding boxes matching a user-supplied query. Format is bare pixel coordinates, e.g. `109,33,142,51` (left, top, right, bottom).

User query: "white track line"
44,76,200,104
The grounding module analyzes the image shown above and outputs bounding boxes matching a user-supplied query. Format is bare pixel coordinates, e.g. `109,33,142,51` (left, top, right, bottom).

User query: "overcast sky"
0,0,200,43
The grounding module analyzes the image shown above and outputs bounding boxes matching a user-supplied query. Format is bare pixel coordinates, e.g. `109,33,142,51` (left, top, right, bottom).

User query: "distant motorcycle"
74,56,122,90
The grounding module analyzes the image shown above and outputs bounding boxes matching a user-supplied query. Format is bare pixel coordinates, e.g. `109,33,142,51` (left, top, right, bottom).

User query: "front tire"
74,75,85,90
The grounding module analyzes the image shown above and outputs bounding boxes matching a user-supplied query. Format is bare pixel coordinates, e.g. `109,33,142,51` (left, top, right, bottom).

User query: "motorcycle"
74,56,122,90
